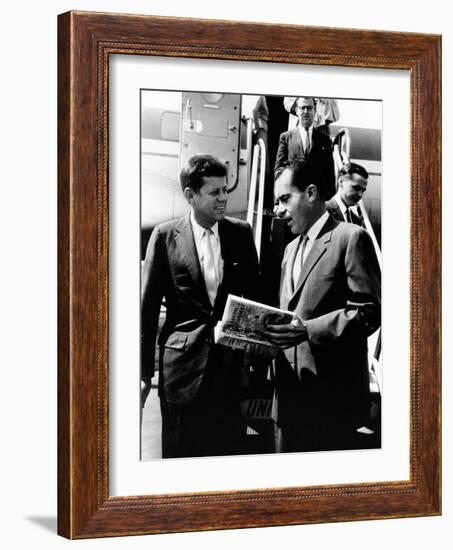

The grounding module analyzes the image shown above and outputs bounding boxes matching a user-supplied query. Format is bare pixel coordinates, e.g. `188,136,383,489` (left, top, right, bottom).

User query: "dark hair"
276,159,326,200
338,162,368,180
179,154,228,193
295,96,317,109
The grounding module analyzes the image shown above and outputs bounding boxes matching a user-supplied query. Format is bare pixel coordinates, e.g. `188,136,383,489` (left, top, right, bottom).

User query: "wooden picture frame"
58,10,441,539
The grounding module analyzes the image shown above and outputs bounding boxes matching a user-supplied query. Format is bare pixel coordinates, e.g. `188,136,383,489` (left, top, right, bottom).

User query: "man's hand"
141,378,152,408
264,316,308,349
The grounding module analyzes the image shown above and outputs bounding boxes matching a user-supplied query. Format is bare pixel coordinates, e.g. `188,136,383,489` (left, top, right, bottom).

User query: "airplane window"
160,111,180,142
202,93,224,104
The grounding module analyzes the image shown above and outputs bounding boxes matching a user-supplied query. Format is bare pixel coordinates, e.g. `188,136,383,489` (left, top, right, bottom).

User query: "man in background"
326,162,368,226
283,96,340,136
141,154,260,458
274,97,336,200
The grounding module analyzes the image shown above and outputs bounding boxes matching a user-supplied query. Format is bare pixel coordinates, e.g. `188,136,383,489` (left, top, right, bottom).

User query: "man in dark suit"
326,162,369,226
265,159,381,452
141,154,260,458
274,97,336,200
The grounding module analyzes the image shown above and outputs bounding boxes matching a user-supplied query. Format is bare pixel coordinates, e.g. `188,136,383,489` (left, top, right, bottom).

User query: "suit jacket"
274,215,381,430
326,197,364,226
141,215,260,405
274,127,336,200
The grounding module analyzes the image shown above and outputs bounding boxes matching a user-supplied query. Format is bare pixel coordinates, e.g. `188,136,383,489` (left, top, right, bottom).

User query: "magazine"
214,294,297,356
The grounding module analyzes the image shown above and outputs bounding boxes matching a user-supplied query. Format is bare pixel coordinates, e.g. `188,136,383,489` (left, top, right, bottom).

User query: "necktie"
202,228,218,306
345,207,353,223
292,233,309,288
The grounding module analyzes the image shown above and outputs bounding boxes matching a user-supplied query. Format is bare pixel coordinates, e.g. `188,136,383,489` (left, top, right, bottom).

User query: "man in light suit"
141,155,260,458
326,162,369,226
265,159,381,452
274,97,336,200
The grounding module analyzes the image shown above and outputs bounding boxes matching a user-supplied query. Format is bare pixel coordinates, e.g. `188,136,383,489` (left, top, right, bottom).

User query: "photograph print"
140,90,382,460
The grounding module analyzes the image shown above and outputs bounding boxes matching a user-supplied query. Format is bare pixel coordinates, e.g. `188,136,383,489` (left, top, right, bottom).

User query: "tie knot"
204,228,214,238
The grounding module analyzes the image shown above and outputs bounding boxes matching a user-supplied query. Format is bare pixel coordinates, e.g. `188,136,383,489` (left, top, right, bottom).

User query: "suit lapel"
292,128,304,157
351,209,363,226
334,202,345,222
310,127,318,150
290,216,336,305
175,216,234,312
174,215,211,306
215,220,234,308
291,240,327,301
286,236,300,294
218,219,230,274
328,198,350,223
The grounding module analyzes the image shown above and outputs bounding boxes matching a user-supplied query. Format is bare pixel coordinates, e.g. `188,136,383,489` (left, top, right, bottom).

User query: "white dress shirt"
333,191,360,220
190,211,224,301
298,124,313,153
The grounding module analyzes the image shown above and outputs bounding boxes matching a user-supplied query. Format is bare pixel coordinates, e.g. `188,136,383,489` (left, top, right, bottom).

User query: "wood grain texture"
57,11,71,538
57,10,441,539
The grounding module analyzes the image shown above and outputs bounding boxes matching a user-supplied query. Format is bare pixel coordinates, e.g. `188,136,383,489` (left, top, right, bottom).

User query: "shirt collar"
299,124,313,138
189,210,219,240
306,210,329,242
333,192,348,216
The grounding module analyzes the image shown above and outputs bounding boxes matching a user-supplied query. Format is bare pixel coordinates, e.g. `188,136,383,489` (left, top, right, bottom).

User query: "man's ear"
183,187,194,203
306,184,319,201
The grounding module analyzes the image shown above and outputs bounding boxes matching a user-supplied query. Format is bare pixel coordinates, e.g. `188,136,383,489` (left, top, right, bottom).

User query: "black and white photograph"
2,0,448,546
140,90,382,460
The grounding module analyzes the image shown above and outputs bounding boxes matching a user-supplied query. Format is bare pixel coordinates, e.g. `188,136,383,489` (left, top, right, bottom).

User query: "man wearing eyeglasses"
274,97,336,200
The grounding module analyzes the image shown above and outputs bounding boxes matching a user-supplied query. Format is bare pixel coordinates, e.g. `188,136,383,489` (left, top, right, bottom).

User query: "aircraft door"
180,92,241,190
